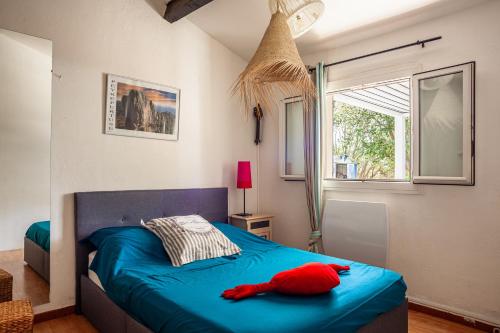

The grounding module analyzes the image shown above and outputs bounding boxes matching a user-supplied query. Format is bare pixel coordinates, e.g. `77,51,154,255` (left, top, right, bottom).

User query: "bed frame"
24,237,50,283
74,187,408,333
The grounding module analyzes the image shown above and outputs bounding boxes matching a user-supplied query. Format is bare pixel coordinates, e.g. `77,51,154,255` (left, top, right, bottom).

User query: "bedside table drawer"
250,220,270,229
253,230,271,240
230,214,274,241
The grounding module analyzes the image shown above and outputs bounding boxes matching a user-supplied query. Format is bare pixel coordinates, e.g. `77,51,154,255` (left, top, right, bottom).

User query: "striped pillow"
142,215,241,267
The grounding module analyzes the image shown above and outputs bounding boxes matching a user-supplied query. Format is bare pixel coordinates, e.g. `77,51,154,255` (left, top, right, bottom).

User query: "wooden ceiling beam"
163,0,215,23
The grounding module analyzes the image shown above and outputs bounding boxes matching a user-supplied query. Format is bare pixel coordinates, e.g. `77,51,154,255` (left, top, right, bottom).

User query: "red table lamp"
236,161,252,217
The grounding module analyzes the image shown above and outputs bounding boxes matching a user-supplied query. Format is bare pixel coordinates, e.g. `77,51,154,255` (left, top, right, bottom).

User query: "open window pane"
279,98,304,180
419,72,463,177
412,62,475,185
285,101,304,175
330,78,411,181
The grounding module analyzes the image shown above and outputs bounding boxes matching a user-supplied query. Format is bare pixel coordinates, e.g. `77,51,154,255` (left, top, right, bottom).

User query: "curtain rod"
309,36,442,71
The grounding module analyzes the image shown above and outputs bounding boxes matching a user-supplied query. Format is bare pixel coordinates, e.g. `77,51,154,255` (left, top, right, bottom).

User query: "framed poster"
105,74,180,141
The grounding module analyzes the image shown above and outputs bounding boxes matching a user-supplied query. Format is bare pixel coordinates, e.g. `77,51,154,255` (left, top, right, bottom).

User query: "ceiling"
0,28,52,57
188,0,485,60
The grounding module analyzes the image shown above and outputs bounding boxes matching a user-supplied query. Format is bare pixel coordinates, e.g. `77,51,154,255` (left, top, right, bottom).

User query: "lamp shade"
269,0,325,38
237,161,252,189
232,8,315,116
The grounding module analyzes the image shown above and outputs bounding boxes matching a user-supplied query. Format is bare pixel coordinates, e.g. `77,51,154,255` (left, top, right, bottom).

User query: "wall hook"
51,69,62,79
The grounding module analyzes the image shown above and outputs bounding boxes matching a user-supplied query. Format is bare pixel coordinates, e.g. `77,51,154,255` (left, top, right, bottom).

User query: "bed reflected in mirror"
0,28,52,307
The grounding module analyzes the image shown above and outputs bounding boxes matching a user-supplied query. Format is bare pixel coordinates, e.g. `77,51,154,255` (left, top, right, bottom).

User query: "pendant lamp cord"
276,0,283,13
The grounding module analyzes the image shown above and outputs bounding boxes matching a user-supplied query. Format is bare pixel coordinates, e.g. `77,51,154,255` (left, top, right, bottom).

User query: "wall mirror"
0,28,52,307
279,97,305,180
412,62,475,185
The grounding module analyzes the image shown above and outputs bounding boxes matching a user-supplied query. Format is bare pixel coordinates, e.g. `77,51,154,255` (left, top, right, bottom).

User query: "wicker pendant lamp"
233,0,316,115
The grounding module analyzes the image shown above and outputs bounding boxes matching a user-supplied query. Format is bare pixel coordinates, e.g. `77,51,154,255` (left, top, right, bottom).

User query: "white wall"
261,0,500,325
0,29,51,251
0,0,257,311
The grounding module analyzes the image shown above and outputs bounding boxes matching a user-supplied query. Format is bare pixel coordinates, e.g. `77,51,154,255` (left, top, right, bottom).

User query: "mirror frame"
0,28,53,310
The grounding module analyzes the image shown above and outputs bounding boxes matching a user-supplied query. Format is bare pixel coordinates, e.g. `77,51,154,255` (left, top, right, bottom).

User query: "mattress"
88,251,104,290
89,223,407,333
25,221,50,251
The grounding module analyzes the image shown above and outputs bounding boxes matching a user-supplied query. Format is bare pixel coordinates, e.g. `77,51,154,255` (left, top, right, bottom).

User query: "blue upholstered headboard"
74,187,228,310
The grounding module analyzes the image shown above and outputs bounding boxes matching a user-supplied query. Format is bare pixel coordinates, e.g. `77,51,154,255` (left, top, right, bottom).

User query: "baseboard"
408,300,499,332
34,305,75,323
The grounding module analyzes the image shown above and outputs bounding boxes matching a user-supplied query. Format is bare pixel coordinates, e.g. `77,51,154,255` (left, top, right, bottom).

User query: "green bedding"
89,222,407,333
25,221,50,251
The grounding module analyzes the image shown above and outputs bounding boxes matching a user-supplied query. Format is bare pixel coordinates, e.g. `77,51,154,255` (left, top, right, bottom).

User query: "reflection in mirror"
419,72,464,177
0,28,51,307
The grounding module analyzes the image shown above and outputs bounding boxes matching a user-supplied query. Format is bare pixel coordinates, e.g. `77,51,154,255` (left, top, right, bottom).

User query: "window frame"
321,62,423,192
411,62,475,185
279,96,305,181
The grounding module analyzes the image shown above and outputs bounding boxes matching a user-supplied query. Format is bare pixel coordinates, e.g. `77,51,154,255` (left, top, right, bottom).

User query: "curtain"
304,62,325,253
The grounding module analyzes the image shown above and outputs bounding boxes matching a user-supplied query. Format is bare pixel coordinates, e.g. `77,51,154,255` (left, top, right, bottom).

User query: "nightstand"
230,214,274,240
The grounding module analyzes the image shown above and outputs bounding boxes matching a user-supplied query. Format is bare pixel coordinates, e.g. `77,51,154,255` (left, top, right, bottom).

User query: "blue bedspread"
25,221,50,251
89,223,406,333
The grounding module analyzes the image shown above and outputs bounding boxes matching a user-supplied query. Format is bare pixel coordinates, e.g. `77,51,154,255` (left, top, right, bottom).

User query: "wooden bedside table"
230,214,274,240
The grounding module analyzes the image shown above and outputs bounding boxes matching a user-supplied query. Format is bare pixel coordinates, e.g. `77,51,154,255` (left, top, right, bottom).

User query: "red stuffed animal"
222,263,350,300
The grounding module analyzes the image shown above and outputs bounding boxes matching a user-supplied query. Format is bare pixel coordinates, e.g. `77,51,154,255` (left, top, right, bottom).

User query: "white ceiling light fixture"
269,0,325,38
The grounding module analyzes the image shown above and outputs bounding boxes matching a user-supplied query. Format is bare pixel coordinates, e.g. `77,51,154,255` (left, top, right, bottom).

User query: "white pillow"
142,215,241,267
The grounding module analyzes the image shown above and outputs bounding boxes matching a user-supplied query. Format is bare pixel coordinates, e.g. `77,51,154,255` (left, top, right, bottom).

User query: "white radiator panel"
322,200,388,268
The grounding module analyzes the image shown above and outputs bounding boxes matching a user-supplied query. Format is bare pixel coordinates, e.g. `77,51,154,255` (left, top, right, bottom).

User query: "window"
326,78,411,181
279,97,304,180
279,62,475,187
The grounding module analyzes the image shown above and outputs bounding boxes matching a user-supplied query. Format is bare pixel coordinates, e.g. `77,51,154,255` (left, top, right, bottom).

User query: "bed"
24,220,50,283
75,188,408,333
